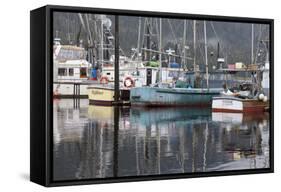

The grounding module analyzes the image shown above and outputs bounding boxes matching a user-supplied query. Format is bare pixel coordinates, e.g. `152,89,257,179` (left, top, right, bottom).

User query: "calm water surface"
53,99,270,181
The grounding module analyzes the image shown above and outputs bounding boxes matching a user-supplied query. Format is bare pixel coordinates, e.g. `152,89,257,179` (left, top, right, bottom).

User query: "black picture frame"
30,5,274,187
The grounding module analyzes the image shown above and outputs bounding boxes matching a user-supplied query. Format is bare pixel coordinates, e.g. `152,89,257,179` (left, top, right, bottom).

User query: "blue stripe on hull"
130,87,222,106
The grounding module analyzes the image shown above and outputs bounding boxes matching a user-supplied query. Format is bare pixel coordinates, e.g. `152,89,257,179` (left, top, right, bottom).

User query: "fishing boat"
212,96,269,113
212,81,269,113
130,20,223,107
211,68,269,113
131,86,222,107
87,17,193,106
212,24,270,113
87,84,130,106
53,38,92,98
101,65,159,87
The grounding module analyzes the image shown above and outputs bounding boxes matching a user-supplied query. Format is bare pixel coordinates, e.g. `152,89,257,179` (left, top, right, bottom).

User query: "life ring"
100,76,109,84
123,76,135,88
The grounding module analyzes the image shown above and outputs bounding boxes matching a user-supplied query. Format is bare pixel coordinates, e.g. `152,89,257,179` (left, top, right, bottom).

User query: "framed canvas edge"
30,4,274,187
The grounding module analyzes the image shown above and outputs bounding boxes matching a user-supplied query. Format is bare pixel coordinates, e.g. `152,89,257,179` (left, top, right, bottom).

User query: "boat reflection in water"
53,99,270,181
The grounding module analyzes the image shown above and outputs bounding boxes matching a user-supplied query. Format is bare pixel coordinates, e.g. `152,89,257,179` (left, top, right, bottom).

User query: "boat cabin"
101,67,159,87
53,44,91,82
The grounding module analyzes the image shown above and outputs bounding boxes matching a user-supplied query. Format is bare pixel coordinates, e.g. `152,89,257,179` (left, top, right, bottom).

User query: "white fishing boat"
212,95,269,113
53,38,92,98
101,66,159,87
212,69,269,113
212,25,270,113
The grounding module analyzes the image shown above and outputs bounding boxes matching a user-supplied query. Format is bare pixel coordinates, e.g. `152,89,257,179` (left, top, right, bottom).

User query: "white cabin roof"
57,59,90,68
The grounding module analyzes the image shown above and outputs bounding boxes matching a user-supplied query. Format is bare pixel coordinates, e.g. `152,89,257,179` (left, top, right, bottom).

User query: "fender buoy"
100,76,109,84
123,76,135,88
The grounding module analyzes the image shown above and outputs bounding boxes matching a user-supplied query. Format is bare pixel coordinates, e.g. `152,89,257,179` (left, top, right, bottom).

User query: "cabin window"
58,68,67,76
69,68,74,76
80,67,87,78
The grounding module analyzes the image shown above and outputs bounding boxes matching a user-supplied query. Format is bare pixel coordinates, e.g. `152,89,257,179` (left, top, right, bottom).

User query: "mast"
159,18,162,82
217,42,220,59
204,21,209,89
217,42,220,69
101,18,104,71
85,14,94,65
193,20,196,71
67,13,71,44
114,16,120,102
137,17,142,63
182,20,187,69
146,19,151,61
251,24,254,64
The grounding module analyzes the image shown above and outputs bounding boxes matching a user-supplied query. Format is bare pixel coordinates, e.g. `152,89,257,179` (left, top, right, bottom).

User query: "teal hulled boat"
130,87,223,107
130,20,224,107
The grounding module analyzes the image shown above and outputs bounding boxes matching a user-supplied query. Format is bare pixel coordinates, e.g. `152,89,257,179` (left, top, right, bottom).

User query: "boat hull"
88,86,130,106
53,83,89,98
212,97,269,113
130,87,222,107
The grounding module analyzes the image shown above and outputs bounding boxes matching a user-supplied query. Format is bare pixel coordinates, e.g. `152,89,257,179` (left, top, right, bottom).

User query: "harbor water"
53,99,270,181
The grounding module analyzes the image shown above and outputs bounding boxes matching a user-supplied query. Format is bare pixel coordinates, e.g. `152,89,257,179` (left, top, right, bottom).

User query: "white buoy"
258,122,264,129
263,119,268,127
263,96,268,102
259,93,265,100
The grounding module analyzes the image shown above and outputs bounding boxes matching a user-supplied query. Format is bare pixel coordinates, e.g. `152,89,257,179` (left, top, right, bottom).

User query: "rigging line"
67,13,70,43
78,14,87,35
78,13,93,47
180,20,189,70
144,18,154,42
151,19,159,51
141,18,146,48
148,18,155,37
180,21,189,57
92,16,99,47
168,19,179,45
141,18,147,58
254,24,263,64
136,17,142,57
175,21,183,31
197,23,206,66
141,48,193,60
142,18,159,59
107,27,126,56
155,19,159,47
210,22,226,57
85,14,93,46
